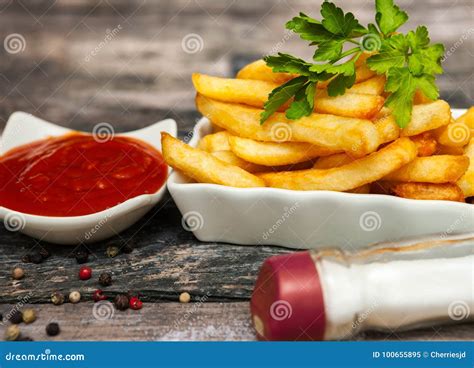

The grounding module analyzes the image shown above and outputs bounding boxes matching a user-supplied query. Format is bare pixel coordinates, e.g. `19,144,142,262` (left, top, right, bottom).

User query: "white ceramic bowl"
0,112,177,244
168,109,474,250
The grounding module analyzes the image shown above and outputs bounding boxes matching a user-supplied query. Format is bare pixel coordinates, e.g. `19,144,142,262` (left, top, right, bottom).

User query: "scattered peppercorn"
69,291,81,304
74,250,89,264
21,254,30,263
98,272,112,287
179,292,191,303
8,310,23,324
29,252,43,264
129,296,143,310
51,291,65,306
92,289,107,302
79,266,92,281
46,322,60,337
0,313,3,322
114,294,129,311
12,267,25,280
38,247,50,260
5,325,20,341
106,245,120,258
22,308,36,324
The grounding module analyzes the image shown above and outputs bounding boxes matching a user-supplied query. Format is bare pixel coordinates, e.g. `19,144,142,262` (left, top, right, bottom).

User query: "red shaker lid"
250,251,326,341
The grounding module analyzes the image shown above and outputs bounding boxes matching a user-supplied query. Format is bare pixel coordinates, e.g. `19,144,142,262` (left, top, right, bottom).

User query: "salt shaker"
251,232,474,340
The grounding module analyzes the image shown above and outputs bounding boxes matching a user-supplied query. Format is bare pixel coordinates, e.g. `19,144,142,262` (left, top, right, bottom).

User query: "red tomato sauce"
0,133,167,216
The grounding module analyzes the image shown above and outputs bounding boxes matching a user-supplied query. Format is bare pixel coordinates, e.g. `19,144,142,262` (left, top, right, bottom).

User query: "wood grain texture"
0,0,473,341
1,303,472,341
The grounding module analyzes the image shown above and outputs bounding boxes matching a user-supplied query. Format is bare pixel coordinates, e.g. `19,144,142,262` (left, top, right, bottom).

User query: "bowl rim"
167,108,472,209
0,112,177,223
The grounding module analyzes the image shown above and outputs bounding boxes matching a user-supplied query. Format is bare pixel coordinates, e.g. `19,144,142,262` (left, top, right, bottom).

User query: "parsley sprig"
261,0,445,128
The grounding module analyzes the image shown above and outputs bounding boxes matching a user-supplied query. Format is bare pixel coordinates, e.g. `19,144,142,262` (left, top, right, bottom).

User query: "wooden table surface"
0,0,473,341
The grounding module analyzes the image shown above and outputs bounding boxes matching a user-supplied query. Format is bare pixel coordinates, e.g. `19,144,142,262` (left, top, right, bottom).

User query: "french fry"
313,153,354,169
193,74,385,119
410,132,437,157
196,95,380,156
413,90,433,104
435,145,465,155
456,107,474,129
228,135,335,166
354,63,377,83
236,59,296,85
346,75,385,95
348,184,371,194
390,182,465,202
161,133,265,188
384,155,470,183
400,100,451,136
258,138,417,191
434,121,471,147
457,138,474,197
198,131,231,152
374,115,400,144
211,150,267,173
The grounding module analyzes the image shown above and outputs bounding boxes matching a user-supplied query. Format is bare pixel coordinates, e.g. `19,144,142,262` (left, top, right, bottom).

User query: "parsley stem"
338,47,361,60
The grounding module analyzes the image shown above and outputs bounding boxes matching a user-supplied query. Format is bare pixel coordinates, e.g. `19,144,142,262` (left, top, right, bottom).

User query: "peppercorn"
79,266,92,280
12,267,25,280
69,291,81,304
38,246,50,260
106,245,120,258
0,312,2,322
51,291,65,306
22,308,36,324
5,325,20,341
129,296,143,310
179,292,191,303
98,272,112,287
74,250,89,264
8,309,23,324
46,322,60,336
92,289,107,302
21,254,30,263
29,252,43,264
114,294,129,311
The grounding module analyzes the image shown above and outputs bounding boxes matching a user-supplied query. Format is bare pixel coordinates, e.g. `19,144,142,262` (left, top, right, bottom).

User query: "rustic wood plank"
0,303,472,341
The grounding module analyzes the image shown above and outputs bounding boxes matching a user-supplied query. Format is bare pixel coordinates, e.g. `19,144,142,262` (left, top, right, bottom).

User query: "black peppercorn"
74,249,89,264
46,322,60,336
114,294,129,311
21,254,30,263
98,273,112,287
0,312,3,322
9,309,23,324
38,247,50,260
29,252,43,264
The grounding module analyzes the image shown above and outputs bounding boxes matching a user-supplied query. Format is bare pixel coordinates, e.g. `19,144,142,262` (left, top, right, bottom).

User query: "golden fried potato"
384,155,469,183
348,184,371,194
374,115,400,144
196,95,380,157
456,107,474,129
236,59,296,85
346,75,385,95
258,138,417,191
410,132,437,157
457,138,474,197
390,182,465,202
193,73,384,119
198,131,231,152
161,133,264,188
400,100,451,136
211,150,267,173
435,121,471,147
413,90,434,105
228,135,335,166
313,153,354,169
435,145,465,155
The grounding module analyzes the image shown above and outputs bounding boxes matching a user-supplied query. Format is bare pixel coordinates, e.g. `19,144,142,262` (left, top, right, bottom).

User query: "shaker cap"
250,251,326,341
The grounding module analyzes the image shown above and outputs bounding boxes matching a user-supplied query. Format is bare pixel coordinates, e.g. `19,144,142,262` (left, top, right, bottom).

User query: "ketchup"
0,133,168,216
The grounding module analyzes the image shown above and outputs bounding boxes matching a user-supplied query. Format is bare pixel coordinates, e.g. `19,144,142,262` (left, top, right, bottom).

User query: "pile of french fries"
162,55,474,203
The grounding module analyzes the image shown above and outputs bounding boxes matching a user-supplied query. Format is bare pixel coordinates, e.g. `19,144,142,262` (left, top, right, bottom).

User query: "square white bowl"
167,109,474,250
0,112,177,245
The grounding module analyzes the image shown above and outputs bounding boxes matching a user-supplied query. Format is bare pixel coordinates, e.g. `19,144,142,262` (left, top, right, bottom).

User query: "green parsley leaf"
375,0,408,35
286,82,316,120
313,39,343,61
264,53,312,76
260,76,308,124
320,2,364,37
286,13,335,43
366,34,408,73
